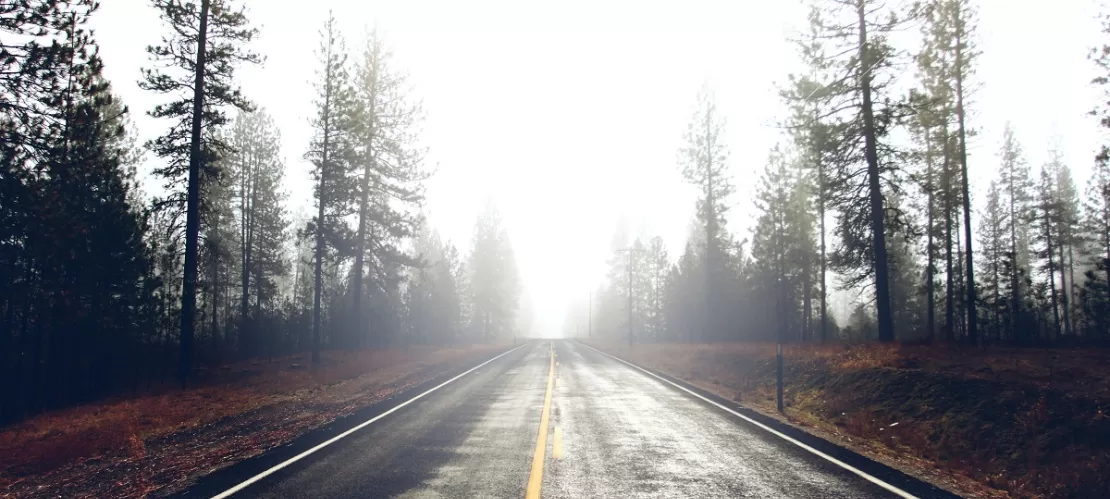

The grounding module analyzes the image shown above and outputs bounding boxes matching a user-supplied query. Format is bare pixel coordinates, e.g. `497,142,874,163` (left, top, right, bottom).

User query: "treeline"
0,1,520,424
575,0,1110,346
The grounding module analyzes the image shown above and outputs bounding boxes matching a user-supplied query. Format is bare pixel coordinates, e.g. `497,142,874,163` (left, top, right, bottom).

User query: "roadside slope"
582,340,1110,499
0,344,509,499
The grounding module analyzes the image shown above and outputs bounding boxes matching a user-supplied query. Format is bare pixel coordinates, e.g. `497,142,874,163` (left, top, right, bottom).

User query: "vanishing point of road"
178,341,958,499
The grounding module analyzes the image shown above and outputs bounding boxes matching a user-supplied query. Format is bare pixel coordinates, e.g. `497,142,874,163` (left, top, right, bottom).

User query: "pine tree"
916,0,982,343
951,0,979,344
677,84,734,341
227,109,287,357
404,221,464,346
997,124,1034,341
1046,149,1079,337
1,2,100,417
885,194,924,339
1081,156,1110,338
919,0,981,343
1091,6,1110,168
141,0,260,386
978,181,1008,341
802,0,911,342
468,201,520,340
907,88,943,342
752,148,799,343
1034,163,1062,340
782,8,838,343
1086,4,1110,340
666,241,703,343
2,3,162,416
199,151,236,357
645,236,669,341
350,28,426,349
0,0,97,162
305,11,356,363
749,147,818,342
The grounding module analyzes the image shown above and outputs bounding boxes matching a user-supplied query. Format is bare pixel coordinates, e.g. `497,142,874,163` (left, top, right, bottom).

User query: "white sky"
92,0,1105,337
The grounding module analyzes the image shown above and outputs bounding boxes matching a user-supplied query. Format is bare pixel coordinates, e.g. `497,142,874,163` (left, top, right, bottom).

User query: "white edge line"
578,342,918,499
211,344,525,499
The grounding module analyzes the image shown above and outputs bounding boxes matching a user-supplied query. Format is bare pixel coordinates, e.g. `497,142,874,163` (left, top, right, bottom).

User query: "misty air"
1,1,1109,498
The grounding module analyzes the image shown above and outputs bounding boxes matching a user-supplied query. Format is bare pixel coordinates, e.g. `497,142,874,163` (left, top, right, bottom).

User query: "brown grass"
0,344,507,498
585,340,1110,499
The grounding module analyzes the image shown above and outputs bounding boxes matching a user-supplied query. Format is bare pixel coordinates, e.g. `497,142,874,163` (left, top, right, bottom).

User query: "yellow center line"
525,342,555,499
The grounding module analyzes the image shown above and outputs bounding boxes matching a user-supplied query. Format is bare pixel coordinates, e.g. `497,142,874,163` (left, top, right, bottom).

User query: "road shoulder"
578,341,964,499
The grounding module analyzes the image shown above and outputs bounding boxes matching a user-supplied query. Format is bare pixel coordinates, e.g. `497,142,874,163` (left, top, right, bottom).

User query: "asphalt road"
183,340,954,499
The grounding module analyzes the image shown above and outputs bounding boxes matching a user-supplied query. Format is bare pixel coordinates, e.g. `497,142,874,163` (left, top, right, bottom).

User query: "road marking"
552,425,564,460
580,343,918,499
525,342,555,499
210,345,525,499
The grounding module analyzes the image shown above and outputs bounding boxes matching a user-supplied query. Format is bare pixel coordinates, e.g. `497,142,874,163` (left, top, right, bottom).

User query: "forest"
577,0,1110,351
4,0,1110,430
0,1,522,424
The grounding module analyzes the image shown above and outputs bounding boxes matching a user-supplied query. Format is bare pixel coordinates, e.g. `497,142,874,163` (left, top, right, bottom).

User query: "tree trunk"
954,7,978,345
239,149,256,358
818,146,827,343
178,0,210,388
856,1,894,342
1067,242,1077,336
312,45,333,365
704,110,716,342
354,57,378,351
956,212,966,337
1045,210,1061,341
210,250,219,364
1059,242,1072,337
802,264,812,342
926,133,936,342
1009,170,1022,341
944,133,955,342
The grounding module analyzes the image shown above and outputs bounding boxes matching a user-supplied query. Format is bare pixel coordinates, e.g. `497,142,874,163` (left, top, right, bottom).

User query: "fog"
91,0,1102,337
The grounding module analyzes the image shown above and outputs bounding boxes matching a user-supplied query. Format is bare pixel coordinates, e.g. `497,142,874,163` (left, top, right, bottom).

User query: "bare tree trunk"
178,0,210,388
954,6,978,344
944,132,955,342
926,134,936,342
819,150,827,343
239,146,257,358
210,252,219,364
999,247,1007,341
802,266,812,341
1059,242,1072,337
703,110,717,342
956,212,966,337
1045,205,1061,341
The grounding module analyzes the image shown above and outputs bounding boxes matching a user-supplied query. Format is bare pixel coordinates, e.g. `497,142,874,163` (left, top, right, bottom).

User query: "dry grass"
586,340,1110,499
0,344,507,498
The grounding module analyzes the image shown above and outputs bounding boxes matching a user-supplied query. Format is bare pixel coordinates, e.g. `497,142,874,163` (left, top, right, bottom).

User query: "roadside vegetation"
0,344,506,499
585,340,1110,499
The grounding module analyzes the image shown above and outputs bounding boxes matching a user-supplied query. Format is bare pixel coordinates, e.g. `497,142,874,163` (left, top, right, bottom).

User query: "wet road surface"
189,340,945,498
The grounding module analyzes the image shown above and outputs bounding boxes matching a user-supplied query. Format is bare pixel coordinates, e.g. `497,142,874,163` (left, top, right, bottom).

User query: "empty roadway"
177,340,956,499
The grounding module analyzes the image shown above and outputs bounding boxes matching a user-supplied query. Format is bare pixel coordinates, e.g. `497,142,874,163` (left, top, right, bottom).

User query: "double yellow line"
525,342,556,499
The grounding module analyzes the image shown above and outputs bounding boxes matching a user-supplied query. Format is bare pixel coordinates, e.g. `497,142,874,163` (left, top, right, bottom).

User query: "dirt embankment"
0,344,508,498
584,340,1110,499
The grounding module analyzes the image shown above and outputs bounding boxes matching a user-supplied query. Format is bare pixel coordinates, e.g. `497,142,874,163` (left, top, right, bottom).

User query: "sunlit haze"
91,0,1102,337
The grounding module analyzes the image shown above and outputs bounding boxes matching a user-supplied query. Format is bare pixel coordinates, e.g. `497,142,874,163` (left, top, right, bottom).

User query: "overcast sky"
91,0,1105,337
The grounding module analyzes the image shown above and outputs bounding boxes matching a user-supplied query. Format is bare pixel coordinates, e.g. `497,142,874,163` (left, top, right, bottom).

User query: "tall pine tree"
141,0,260,386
